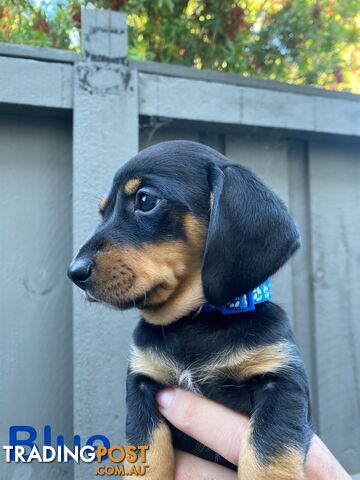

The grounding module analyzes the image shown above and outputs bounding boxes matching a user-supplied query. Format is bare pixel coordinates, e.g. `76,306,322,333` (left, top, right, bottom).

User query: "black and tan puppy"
68,140,313,479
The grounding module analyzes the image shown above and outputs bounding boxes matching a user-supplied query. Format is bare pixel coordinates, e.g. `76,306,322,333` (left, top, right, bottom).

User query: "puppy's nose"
67,258,93,287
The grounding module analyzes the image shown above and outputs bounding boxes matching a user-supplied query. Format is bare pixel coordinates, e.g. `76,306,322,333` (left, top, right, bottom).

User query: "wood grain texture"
309,139,360,474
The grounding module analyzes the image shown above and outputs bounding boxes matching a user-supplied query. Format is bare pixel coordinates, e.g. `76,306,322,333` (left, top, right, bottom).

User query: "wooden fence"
0,8,359,480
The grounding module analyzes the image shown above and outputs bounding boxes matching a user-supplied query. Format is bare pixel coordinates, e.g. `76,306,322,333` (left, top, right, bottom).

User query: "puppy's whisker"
161,325,166,340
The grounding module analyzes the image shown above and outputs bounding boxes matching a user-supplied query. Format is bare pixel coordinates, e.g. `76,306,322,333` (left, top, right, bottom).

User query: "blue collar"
201,279,272,315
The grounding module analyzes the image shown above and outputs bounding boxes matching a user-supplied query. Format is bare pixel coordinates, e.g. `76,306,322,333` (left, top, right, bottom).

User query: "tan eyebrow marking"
124,178,141,195
99,197,107,213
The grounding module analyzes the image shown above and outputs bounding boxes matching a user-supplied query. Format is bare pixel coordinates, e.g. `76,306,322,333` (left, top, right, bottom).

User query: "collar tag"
202,279,272,315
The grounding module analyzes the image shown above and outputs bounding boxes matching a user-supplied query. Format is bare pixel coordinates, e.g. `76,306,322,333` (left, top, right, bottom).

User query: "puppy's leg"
125,372,174,480
237,379,311,480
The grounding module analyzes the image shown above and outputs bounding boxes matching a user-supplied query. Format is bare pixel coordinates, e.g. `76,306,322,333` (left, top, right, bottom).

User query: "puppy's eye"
135,191,159,212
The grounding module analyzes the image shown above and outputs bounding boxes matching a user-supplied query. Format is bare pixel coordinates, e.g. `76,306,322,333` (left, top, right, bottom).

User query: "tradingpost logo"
2,425,149,476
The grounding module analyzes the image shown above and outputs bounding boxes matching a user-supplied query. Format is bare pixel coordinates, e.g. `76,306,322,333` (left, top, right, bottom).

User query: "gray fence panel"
0,56,73,109
0,114,73,480
309,139,360,473
287,140,319,421
138,72,360,136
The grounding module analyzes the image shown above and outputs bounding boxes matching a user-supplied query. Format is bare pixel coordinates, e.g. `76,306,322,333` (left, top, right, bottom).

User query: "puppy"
68,140,313,479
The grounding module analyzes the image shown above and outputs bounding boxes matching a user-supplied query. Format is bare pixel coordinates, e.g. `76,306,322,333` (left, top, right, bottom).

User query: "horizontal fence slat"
132,59,358,101
0,42,78,63
139,72,360,137
139,72,242,124
0,56,73,109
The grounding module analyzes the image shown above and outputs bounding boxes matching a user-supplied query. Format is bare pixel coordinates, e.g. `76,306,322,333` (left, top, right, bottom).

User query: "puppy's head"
68,141,299,325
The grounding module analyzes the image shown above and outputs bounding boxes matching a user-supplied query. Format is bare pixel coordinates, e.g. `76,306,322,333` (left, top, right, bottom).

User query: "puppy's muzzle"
67,257,94,289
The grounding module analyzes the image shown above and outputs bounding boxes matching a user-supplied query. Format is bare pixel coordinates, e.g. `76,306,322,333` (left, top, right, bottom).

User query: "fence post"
72,8,139,479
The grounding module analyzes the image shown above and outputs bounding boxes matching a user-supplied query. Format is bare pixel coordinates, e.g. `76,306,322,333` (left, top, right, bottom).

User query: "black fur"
203,162,300,305
68,140,313,475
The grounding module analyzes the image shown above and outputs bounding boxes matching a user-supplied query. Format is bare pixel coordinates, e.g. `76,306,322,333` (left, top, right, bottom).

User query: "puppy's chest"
171,367,200,392
129,344,211,392
129,340,292,390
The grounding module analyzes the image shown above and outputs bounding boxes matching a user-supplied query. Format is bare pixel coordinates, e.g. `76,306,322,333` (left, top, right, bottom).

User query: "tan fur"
125,423,174,479
212,342,293,381
124,178,141,195
92,215,207,325
98,196,107,213
183,213,207,246
140,271,205,325
141,215,206,324
238,424,305,480
129,345,181,385
129,342,292,387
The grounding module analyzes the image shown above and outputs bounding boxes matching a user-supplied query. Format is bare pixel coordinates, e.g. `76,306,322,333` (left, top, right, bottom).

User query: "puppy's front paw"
238,450,305,480
238,428,305,480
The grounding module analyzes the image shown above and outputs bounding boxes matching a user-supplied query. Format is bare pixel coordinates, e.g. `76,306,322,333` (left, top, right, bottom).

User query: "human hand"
156,388,351,480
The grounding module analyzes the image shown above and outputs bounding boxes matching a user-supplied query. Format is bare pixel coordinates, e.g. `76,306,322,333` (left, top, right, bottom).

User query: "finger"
305,435,351,480
157,389,350,480
156,388,248,466
174,449,237,480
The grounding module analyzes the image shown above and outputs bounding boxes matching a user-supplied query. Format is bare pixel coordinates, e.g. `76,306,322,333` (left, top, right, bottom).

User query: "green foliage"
0,1,76,48
0,0,359,92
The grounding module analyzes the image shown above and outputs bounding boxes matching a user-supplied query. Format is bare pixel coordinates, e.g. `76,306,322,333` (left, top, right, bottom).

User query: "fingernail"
156,388,175,409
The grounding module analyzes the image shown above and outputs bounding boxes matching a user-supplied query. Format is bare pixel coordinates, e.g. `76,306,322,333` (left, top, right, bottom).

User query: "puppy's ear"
202,163,300,306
